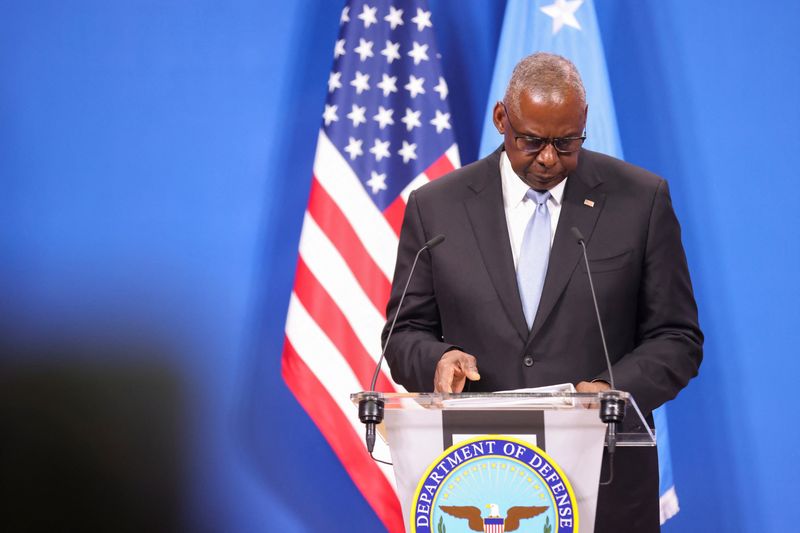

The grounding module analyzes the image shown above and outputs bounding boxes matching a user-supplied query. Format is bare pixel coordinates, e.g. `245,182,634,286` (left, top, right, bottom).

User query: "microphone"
570,227,626,485
359,234,446,459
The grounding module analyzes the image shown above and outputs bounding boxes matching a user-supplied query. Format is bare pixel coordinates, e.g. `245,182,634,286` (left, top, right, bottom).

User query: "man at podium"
382,53,703,532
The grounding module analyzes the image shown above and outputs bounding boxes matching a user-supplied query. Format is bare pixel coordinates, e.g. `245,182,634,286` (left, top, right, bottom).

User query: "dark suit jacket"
384,147,702,415
383,147,703,531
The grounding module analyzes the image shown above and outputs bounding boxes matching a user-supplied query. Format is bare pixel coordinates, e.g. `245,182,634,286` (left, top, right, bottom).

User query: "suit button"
523,356,534,367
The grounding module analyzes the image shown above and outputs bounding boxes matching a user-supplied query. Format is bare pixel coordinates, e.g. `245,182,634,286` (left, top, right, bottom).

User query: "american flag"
280,1,459,531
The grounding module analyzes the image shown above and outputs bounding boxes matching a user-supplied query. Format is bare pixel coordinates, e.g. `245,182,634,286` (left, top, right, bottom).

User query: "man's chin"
527,174,566,190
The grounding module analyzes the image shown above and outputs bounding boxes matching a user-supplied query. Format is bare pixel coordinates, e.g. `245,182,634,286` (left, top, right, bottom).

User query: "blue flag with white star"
477,0,680,524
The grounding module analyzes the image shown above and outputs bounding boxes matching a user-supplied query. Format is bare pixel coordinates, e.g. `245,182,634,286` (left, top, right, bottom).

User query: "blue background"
2,1,798,531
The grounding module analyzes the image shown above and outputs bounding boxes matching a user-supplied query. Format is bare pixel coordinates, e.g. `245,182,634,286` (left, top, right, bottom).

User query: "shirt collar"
500,151,567,208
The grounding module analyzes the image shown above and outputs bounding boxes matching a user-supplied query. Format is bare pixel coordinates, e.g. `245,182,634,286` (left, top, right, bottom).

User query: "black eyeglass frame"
500,102,587,155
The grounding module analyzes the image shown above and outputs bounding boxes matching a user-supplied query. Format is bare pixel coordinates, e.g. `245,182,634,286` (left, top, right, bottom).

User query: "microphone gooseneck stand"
358,235,446,465
571,227,626,486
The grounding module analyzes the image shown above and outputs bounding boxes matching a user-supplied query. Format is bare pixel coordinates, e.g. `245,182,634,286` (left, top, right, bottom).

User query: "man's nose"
535,143,558,167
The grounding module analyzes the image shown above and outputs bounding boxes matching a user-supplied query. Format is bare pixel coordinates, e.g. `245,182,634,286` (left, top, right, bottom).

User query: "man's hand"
575,380,611,393
434,350,481,393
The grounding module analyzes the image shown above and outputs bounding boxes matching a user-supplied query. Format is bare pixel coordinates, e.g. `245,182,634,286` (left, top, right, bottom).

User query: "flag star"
377,73,398,97
366,171,388,194
434,76,448,100
411,8,433,32
328,71,342,93
401,108,422,131
334,39,346,59
350,71,370,94
381,40,401,64
407,41,430,65
384,6,404,29
354,38,374,61
369,138,391,161
357,3,378,28
540,0,583,34
398,140,418,163
430,110,451,133
404,75,426,98
322,104,338,126
346,104,367,127
344,137,363,160
373,106,395,129
340,6,349,24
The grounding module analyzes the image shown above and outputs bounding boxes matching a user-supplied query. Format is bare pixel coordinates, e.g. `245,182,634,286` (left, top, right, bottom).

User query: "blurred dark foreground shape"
0,342,186,533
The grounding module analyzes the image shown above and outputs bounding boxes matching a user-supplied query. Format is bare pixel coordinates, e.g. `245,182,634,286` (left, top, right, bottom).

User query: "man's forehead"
505,86,586,119
523,87,583,107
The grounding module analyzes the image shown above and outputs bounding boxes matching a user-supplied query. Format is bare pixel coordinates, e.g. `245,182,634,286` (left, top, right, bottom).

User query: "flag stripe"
281,340,404,533
386,148,460,236
382,196,408,237
314,132,399,279
293,257,396,392
424,150,457,182
284,292,396,484
298,213,386,360
307,177,391,312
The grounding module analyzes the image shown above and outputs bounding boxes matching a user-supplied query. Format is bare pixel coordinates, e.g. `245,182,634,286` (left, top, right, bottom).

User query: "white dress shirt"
500,151,567,269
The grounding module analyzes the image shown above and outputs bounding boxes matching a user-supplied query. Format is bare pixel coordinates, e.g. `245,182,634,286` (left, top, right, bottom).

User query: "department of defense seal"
411,436,578,533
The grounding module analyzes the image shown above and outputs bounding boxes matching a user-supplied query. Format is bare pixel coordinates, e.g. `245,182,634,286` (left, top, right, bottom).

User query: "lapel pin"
583,199,595,207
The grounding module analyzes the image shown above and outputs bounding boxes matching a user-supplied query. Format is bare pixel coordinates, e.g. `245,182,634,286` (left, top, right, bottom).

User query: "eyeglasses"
501,102,586,155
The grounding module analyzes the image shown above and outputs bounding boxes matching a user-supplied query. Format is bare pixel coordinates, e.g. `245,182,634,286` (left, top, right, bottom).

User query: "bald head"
503,52,586,116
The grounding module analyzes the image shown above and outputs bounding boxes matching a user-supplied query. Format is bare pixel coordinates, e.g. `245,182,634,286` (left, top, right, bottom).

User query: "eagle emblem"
440,503,548,532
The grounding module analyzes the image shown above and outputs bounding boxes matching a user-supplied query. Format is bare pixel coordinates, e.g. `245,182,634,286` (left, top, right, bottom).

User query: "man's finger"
436,364,455,393
460,359,481,382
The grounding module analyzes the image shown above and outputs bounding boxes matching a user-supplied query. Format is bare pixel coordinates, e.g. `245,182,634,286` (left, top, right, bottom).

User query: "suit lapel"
463,150,529,342
529,151,605,341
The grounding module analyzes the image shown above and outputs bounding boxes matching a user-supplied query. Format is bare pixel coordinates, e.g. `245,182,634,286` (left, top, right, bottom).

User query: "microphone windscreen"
425,234,446,249
570,227,585,243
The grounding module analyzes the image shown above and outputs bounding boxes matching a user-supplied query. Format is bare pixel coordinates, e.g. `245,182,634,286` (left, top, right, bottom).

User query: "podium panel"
352,392,654,533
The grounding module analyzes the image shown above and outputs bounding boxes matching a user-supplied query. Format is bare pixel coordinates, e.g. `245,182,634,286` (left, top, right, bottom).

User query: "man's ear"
492,101,505,134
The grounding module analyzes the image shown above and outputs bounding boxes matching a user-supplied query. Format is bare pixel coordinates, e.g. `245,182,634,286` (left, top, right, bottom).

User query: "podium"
351,391,655,533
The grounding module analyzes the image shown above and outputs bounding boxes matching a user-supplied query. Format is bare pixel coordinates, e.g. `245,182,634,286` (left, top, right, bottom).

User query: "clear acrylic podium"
351,391,655,533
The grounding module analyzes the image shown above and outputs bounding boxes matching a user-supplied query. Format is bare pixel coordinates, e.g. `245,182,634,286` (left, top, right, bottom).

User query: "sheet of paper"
442,382,577,408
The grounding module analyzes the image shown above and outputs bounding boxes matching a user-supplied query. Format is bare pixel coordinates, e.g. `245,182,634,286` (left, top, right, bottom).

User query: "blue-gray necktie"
517,189,551,329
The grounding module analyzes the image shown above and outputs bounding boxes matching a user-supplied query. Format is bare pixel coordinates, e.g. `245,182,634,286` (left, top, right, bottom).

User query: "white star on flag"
404,75,425,98
346,103,367,127
365,171,388,194
430,110,451,133
397,140,418,163
357,4,378,28
540,0,584,34
340,6,349,24
344,137,363,160
353,38,374,61
350,71,370,94
373,106,395,129
384,6,404,29
376,73,398,96
401,108,422,131
434,76,448,100
369,138,391,161
328,71,342,93
411,7,432,32
322,104,338,126
407,41,430,65
381,40,401,64
334,39,346,59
